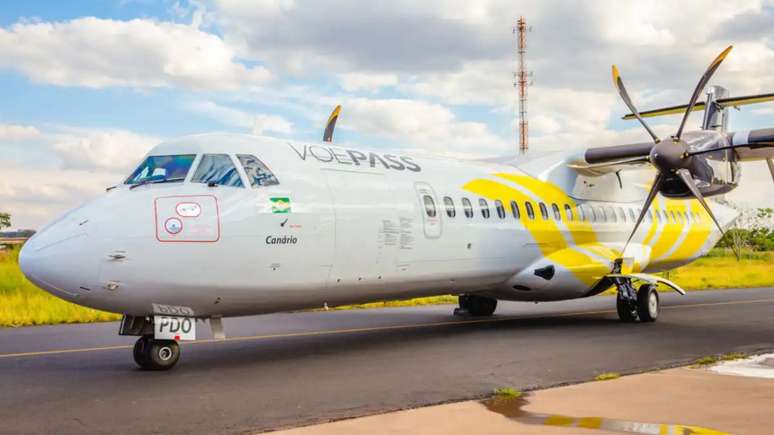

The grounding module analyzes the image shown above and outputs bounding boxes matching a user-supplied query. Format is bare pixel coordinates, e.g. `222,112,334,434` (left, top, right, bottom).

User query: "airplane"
18,46,774,370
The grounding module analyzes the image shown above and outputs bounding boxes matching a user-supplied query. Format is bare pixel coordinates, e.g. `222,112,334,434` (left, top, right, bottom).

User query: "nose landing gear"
615,279,659,323
133,336,180,370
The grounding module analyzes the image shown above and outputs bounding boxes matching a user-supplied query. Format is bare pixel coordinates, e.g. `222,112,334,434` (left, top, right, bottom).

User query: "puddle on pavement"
483,394,729,435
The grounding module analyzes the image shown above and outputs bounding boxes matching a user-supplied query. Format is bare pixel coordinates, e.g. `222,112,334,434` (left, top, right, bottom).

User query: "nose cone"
20,218,98,301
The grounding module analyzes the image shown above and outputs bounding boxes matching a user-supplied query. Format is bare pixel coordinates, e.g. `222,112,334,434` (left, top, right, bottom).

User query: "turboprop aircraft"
19,46,774,370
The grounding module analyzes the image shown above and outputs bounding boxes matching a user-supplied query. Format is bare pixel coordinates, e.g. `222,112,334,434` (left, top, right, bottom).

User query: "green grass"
0,246,120,327
493,387,522,398
594,372,621,381
691,352,747,368
1,245,772,328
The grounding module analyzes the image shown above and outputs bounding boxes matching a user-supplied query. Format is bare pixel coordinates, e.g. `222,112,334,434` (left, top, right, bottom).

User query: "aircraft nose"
20,219,97,300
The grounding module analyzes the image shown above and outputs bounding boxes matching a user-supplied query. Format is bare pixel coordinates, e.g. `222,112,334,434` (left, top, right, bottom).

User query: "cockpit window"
192,154,244,187
237,154,279,187
125,154,196,185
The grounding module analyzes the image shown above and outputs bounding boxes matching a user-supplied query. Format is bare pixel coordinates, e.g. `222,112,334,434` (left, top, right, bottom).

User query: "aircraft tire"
133,336,151,368
616,295,638,322
134,336,180,370
636,284,659,323
460,294,497,316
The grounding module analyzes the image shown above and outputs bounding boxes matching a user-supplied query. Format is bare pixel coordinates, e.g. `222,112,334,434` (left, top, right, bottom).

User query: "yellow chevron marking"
464,177,612,286
647,199,685,260
464,174,718,286
495,173,598,245
663,200,713,263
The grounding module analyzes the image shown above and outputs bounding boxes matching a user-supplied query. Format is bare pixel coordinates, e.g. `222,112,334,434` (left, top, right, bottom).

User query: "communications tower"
514,17,530,154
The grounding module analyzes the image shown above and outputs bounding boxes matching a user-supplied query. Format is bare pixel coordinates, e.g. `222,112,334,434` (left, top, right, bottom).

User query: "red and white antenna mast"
514,17,530,154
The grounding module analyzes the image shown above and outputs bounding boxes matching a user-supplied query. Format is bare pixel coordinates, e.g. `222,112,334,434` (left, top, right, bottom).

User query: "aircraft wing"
568,128,774,179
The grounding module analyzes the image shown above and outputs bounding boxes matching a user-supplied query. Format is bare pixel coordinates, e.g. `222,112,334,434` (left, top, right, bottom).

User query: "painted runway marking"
2,297,773,360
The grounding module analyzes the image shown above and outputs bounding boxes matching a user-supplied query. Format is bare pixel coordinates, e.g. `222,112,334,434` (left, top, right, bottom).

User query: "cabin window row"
424,196,704,225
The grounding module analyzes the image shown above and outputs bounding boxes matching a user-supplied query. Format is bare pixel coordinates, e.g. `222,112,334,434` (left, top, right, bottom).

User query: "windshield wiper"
129,177,185,190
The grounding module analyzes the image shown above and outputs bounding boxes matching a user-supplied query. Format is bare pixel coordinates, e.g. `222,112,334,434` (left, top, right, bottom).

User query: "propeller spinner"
614,46,739,259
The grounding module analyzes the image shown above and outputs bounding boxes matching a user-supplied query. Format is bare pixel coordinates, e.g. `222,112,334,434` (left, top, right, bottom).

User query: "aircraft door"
414,182,442,239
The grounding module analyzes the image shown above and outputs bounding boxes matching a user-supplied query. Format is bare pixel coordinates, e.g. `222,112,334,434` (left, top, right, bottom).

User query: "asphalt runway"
1,288,774,434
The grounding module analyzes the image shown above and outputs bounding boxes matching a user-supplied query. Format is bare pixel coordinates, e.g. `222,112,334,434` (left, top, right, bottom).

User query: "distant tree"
0,213,10,231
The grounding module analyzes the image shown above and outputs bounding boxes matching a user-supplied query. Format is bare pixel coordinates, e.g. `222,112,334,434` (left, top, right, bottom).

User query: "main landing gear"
454,294,498,317
615,279,659,323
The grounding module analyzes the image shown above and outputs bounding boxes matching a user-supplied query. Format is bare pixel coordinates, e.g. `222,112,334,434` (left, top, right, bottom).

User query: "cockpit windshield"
125,155,196,185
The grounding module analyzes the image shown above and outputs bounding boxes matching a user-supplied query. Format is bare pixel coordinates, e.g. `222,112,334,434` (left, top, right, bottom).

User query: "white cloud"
0,124,42,141
49,128,161,171
0,17,271,90
340,97,508,156
339,73,399,92
190,100,293,135
0,125,161,229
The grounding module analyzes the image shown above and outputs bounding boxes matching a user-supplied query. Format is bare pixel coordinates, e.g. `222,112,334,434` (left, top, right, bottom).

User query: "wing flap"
606,273,687,295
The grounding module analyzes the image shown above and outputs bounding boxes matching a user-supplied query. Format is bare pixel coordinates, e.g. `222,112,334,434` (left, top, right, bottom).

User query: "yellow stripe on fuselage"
462,173,718,287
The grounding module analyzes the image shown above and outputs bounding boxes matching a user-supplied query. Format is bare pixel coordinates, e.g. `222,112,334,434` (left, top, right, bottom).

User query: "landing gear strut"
615,279,659,323
133,336,180,370
455,294,498,317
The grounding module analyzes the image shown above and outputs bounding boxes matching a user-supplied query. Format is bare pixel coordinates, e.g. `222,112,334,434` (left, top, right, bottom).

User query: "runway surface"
1,287,773,434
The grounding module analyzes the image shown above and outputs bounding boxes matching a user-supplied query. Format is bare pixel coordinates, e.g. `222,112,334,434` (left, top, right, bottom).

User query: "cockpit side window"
192,154,244,187
125,154,196,185
237,154,280,187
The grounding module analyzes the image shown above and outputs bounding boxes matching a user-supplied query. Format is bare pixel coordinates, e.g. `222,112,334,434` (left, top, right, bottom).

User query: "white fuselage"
19,134,736,319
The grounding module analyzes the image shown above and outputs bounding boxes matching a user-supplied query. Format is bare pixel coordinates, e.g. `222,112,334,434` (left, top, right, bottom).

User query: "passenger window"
539,202,549,220
479,198,491,219
462,198,474,218
617,207,626,222
647,209,653,222
192,154,244,187
495,200,506,219
423,195,437,218
590,206,598,222
125,154,196,185
580,205,588,221
670,210,676,223
552,203,562,221
237,154,279,187
598,206,607,222
606,207,617,223
510,200,520,219
525,202,535,220
564,204,573,221
443,196,456,218
628,208,637,222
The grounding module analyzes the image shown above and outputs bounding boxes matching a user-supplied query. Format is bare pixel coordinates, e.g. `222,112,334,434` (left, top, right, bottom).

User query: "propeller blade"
323,105,342,143
612,65,660,144
675,168,739,260
767,158,774,183
622,173,664,255
675,46,733,139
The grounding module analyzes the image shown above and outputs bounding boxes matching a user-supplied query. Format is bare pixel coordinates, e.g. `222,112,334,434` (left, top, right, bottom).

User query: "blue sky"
2,0,774,228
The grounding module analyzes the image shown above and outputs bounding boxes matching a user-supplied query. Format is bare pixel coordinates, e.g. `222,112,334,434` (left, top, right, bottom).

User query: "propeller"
615,46,739,259
323,105,342,142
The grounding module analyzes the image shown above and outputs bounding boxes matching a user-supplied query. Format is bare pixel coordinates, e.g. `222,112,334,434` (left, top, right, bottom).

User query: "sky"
2,0,774,229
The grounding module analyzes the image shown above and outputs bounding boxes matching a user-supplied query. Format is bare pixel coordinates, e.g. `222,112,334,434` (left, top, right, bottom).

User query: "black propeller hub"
649,138,692,173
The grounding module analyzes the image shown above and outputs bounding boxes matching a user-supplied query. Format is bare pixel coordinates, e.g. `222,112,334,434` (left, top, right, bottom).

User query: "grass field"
1,245,772,327
0,247,120,327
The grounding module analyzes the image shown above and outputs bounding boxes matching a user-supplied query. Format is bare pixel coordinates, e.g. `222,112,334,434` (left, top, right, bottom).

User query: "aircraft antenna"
514,17,531,154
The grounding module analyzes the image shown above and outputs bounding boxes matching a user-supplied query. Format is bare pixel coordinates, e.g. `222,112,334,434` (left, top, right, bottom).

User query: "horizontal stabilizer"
605,273,687,295
623,92,774,120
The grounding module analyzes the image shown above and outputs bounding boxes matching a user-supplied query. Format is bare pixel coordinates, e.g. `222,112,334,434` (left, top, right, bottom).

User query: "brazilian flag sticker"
270,197,291,214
